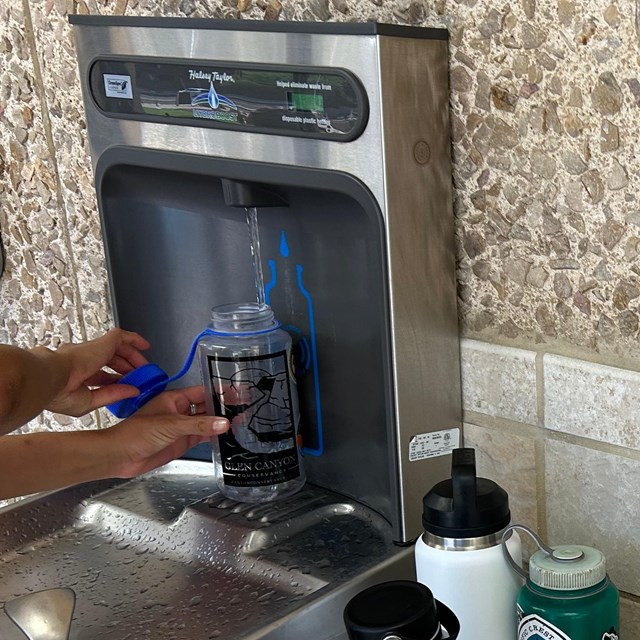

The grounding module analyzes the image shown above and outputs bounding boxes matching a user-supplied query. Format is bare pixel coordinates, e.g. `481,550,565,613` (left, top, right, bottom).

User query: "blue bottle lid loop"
107,328,216,419
107,305,285,419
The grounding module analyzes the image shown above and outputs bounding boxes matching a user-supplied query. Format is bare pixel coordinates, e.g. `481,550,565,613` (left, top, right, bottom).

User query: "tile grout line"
466,407,640,465
463,330,640,377
464,338,640,458
535,351,548,542
462,410,539,436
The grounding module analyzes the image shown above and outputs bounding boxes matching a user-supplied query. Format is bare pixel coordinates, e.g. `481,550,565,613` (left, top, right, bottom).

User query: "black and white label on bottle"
208,350,300,487
408,428,460,462
518,614,571,640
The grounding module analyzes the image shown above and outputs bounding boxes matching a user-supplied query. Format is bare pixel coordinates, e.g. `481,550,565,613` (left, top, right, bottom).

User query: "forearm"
0,345,71,436
0,430,114,500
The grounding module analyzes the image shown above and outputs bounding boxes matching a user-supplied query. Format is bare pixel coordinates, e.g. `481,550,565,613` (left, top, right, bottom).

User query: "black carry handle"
451,447,478,524
376,601,460,640
437,599,460,639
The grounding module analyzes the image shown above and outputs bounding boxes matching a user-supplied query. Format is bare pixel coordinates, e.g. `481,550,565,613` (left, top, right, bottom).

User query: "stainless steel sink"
0,461,415,639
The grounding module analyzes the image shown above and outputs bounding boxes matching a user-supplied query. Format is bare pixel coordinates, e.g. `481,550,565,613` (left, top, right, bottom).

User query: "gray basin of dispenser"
0,460,414,639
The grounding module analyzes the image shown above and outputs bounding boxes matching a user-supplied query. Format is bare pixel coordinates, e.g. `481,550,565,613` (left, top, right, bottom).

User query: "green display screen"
287,92,324,112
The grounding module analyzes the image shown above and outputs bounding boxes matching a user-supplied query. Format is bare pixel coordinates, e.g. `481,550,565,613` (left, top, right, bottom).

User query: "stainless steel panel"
72,26,387,207
69,21,461,544
0,462,414,640
379,35,462,541
4,588,76,640
97,163,395,526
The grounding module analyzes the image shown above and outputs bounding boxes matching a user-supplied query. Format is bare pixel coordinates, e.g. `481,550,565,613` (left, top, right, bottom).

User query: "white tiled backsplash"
461,340,538,426
461,338,640,635
545,354,640,450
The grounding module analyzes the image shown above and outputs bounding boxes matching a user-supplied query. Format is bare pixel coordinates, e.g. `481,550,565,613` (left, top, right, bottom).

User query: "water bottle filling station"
0,16,461,640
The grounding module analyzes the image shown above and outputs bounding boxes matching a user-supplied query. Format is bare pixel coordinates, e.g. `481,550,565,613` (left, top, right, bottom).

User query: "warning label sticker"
408,428,460,462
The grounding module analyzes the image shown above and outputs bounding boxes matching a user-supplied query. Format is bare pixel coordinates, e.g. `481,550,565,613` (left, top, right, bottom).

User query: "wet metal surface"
0,461,413,639
5,588,75,640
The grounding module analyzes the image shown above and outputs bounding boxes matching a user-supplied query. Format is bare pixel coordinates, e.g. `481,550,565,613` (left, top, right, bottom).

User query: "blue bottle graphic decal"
188,80,237,111
266,231,323,456
207,80,220,109
204,81,237,109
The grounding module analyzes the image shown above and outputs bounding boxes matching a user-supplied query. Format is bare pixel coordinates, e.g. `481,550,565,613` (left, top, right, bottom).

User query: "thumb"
107,414,231,479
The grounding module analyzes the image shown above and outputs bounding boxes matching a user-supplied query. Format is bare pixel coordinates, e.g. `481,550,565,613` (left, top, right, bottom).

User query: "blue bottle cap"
106,363,169,419
106,327,216,419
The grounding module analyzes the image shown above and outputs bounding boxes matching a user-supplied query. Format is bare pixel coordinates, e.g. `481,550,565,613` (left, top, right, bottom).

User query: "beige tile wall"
462,336,640,635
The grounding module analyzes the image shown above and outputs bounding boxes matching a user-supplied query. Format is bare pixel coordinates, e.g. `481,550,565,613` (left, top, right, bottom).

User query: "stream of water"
246,206,265,307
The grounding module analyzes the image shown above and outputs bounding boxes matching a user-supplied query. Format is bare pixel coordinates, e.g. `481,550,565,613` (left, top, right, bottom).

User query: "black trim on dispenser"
68,15,448,40
87,56,369,142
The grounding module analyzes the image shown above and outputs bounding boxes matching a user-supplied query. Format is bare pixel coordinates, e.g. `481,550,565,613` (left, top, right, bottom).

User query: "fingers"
177,415,228,437
105,328,151,352
101,329,150,370
122,434,209,477
107,354,141,375
46,329,152,419
173,387,207,416
136,386,207,416
64,329,150,382
105,414,228,478
178,385,206,405
89,384,140,410
167,415,229,437
188,402,206,416
84,371,123,387
205,416,229,434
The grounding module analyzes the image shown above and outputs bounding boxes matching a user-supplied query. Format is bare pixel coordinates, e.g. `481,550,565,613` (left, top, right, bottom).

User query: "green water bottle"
502,525,619,640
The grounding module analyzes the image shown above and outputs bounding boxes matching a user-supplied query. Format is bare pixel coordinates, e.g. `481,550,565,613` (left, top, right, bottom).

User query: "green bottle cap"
529,545,606,590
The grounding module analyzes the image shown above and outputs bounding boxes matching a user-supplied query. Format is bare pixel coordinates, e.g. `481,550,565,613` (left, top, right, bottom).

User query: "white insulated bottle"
415,448,522,640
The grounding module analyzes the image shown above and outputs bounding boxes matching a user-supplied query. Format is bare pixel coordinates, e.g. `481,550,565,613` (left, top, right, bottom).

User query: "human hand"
103,385,229,478
44,328,151,417
0,386,228,499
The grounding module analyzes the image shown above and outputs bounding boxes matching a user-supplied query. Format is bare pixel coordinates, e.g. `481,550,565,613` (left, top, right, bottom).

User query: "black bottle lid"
421,448,511,538
343,581,442,640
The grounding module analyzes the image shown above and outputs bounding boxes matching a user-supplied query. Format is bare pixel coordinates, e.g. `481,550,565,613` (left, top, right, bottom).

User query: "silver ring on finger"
189,403,198,416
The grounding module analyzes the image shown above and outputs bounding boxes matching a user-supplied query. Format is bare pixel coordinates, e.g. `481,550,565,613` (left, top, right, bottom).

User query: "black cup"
344,580,460,640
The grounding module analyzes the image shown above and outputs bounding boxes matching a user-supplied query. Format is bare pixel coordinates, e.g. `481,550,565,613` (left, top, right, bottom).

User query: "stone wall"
6,0,640,363
2,0,640,635
453,0,640,362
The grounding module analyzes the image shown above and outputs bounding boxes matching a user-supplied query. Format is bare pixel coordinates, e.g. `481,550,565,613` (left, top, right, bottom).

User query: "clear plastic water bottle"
198,301,305,502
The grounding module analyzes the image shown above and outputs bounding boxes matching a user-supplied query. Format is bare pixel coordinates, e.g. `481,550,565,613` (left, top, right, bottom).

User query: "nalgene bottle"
502,525,619,640
198,302,305,502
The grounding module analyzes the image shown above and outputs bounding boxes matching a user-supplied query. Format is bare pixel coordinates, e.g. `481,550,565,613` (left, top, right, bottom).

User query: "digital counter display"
287,92,324,113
